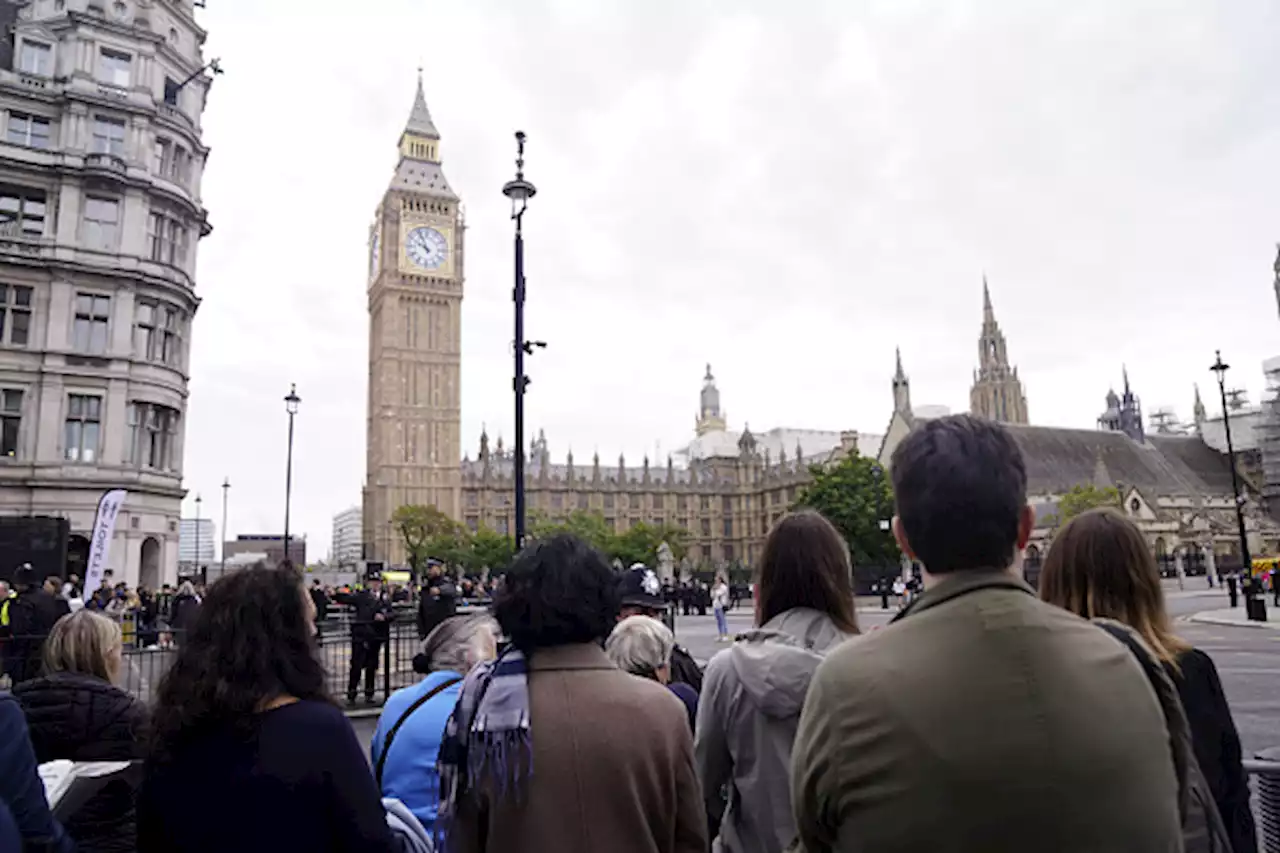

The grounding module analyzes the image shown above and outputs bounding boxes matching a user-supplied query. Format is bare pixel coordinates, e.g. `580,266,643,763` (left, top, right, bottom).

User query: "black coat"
169,594,200,638
338,590,393,640
1174,647,1257,853
14,671,149,853
7,588,62,683
416,581,457,639
669,644,703,694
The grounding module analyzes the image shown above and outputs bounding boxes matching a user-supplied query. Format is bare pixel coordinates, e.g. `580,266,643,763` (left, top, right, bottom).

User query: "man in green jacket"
790,415,1182,853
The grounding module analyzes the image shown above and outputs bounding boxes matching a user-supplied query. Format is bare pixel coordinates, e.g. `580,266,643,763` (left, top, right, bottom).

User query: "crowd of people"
0,412,1262,852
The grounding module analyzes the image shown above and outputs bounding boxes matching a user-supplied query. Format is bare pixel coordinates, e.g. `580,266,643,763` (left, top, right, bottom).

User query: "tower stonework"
969,278,1029,425
363,76,464,564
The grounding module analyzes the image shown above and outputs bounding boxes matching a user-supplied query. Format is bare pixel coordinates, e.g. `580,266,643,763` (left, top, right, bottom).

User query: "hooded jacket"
694,607,853,853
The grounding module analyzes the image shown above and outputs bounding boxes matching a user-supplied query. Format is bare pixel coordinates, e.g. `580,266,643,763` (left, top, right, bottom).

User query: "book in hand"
39,759,141,819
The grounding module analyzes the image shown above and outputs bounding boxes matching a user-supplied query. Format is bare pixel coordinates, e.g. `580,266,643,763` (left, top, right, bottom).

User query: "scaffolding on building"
1259,357,1280,516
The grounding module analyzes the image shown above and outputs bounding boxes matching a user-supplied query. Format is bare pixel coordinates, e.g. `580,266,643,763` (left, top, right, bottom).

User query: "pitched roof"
404,74,440,140
1004,424,1240,499
391,159,457,199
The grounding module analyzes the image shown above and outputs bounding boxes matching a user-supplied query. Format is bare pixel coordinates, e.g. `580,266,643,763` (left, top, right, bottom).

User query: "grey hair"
605,615,675,677
422,614,498,674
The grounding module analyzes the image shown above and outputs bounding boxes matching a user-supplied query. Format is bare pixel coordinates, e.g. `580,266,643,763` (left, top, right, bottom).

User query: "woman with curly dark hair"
436,534,705,853
136,563,394,853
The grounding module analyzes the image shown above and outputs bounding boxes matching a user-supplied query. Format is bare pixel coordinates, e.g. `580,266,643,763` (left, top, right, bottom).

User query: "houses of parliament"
363,78,1280,570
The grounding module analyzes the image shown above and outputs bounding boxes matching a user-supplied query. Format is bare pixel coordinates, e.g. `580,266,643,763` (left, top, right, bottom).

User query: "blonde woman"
1040,508,1255,853
14,609,148,853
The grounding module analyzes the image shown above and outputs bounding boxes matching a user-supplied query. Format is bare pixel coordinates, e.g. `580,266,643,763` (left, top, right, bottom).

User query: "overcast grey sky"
185,0,1280,557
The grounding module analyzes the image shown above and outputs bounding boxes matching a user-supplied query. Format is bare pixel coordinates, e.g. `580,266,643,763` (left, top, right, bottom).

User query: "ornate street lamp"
1210,351,1253,613
503,132,543,549
283,383,300,565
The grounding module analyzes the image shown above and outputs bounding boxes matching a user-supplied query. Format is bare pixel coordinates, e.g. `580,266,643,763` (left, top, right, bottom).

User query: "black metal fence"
5,616,427,707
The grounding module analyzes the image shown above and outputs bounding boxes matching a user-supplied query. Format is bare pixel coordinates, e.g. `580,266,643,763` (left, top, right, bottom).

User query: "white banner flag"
84,489,127,595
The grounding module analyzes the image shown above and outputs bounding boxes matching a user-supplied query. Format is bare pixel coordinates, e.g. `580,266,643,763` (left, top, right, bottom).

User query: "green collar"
891,569,1034,624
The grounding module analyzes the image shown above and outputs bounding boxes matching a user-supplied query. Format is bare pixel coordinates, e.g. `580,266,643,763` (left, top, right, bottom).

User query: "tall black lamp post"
193,493,202,581
502,131,542,549
220,477,230,577
1210,351,1255,617
283,384,301,565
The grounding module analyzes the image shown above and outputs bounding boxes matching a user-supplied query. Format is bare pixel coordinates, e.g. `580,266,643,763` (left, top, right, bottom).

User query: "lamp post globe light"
503,131,541,550
1209,351,1257,618
283,384,301,566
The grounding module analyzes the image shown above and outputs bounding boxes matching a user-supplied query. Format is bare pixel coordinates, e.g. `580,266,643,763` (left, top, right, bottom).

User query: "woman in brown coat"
436,534,706,853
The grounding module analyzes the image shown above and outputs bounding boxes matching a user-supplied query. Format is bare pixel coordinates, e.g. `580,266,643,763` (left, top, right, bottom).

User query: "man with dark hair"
790,415,1182,852
441,534,704,852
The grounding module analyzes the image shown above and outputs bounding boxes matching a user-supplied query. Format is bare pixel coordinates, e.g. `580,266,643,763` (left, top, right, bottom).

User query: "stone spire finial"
404,69,440,140
982,274,994,324
893,347,912,415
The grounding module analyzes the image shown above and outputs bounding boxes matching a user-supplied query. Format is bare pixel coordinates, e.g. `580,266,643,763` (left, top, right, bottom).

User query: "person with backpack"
1040,508,1250,853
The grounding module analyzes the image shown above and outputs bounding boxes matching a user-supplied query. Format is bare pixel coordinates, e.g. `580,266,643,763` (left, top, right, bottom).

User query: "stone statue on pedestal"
656,541,675,583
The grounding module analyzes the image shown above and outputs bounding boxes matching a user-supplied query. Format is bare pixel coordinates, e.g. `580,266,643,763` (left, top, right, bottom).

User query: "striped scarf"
434,647,532,851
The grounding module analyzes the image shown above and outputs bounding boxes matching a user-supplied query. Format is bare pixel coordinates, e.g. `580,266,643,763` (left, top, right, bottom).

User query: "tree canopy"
1046,483,1121,528
530,510,690,567
792,452,899,566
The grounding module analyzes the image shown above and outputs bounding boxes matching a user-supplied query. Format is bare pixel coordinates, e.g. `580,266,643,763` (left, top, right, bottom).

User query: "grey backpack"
1094,619,1232,853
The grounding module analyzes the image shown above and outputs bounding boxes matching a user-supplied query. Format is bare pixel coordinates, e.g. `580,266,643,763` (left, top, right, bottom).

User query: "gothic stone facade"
363,77,464,566
458,429,848,570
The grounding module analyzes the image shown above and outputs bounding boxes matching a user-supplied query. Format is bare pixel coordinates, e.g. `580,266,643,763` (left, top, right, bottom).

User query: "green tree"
467,525,516,574
1048,484,1121,527
792,452,899,565
392,504,459,580
529,510,616,554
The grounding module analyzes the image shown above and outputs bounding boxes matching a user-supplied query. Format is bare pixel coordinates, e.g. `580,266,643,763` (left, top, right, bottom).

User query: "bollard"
1251,750,1280,853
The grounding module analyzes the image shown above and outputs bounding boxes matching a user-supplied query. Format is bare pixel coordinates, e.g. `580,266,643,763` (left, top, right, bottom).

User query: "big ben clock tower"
363,75,465,565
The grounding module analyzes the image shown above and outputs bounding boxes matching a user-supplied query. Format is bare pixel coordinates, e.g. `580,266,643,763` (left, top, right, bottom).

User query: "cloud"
184,0,1280,557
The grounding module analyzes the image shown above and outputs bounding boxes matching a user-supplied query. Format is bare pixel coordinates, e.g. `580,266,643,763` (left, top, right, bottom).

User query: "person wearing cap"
336,571,394,705
617,564,703,694
5,564,62,684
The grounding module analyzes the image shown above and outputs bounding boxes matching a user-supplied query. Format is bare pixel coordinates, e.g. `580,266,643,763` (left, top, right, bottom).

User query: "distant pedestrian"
5,564,61,684
337,574,393,705
711,576,730,642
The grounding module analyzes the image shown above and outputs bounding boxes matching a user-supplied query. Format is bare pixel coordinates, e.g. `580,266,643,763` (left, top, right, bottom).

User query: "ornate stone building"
457,367,882,570
363,76,464,565
969,278,1029,424
0,0,214,588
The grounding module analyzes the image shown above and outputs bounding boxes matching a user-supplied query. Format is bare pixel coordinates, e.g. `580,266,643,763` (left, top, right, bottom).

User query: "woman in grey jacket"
695,510,860,853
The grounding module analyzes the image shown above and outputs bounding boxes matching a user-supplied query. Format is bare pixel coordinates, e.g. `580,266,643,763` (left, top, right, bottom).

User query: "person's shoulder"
264,699,350,735
1175,646,1219,684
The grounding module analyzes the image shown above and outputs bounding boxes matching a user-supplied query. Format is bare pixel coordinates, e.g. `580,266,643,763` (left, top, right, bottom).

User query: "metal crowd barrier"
1250,753,1280,853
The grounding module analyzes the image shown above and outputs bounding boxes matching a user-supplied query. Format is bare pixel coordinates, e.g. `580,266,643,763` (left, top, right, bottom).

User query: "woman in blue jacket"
0,692,75,852
372,613,498,830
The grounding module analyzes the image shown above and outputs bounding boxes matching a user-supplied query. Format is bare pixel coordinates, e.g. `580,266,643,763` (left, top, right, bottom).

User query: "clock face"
405,226,448,270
